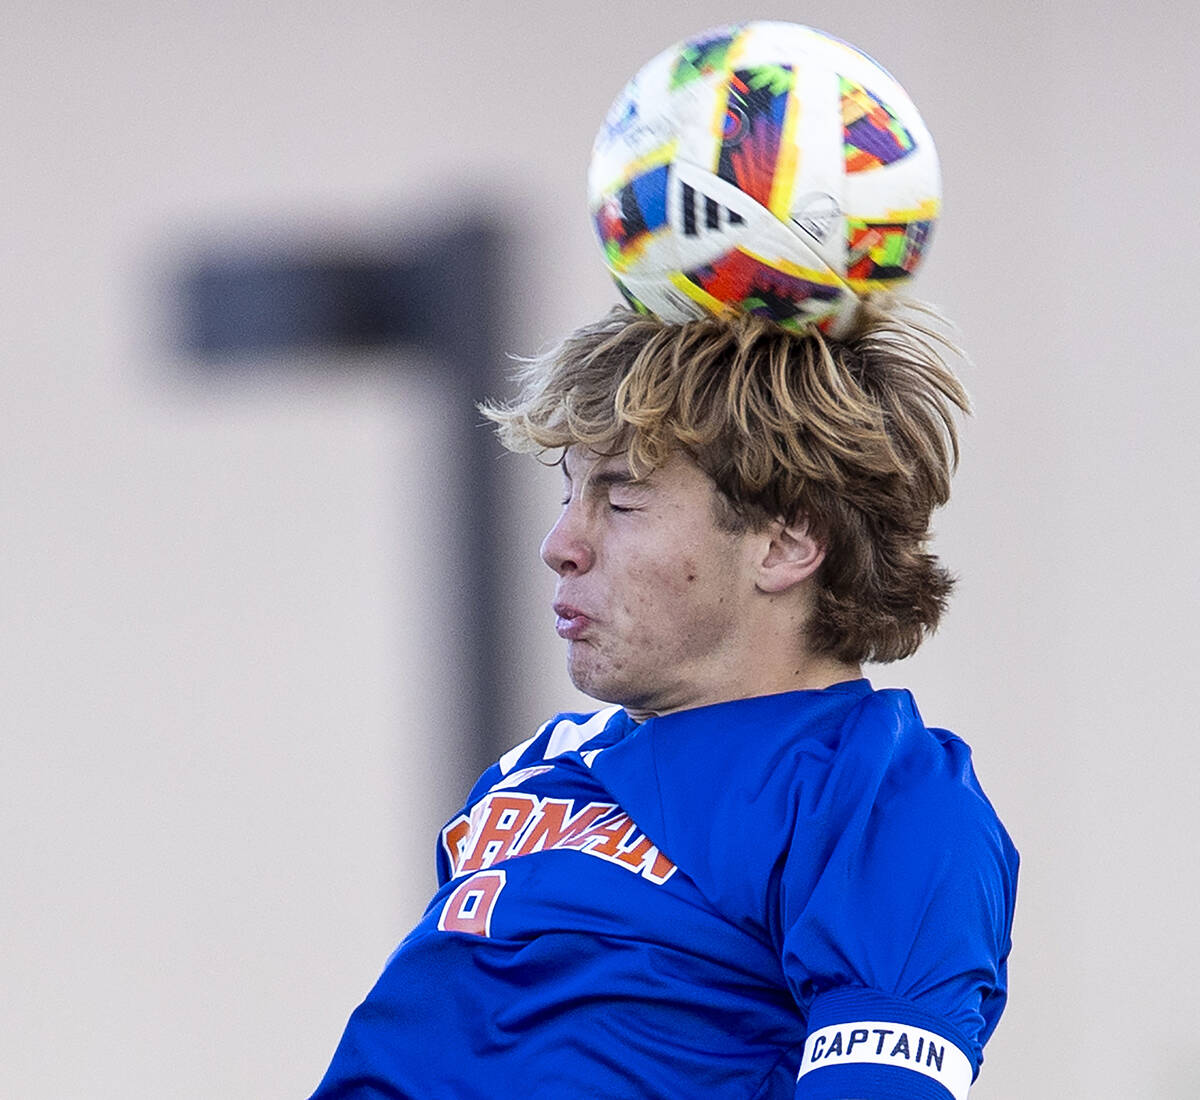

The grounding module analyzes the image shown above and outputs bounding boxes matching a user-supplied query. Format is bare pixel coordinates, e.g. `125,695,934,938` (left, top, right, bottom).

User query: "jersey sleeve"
781,724,1017,1100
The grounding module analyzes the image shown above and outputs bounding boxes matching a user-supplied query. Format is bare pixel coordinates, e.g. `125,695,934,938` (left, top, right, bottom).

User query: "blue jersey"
312,680,1018,1099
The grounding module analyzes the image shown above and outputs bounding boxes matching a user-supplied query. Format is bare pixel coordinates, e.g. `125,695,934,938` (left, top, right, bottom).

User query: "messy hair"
481,302,969,664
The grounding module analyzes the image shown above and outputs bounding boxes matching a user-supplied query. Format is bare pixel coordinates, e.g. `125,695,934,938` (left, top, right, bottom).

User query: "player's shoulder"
838,687,986,788
462,706,625,805
843,687,1018,868
496,705,624,775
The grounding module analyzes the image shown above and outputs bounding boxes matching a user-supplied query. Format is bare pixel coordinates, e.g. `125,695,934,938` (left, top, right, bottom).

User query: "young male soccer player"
310,303,1018,1099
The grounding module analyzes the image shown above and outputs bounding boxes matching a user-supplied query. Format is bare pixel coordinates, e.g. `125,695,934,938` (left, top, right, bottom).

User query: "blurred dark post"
177,217,517,784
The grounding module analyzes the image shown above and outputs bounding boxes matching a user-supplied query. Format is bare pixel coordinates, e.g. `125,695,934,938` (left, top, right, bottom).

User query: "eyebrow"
591,468,640,489
561,457,645,489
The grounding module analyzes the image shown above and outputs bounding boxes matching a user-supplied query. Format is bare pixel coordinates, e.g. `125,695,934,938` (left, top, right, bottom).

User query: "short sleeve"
781,724,1018,1100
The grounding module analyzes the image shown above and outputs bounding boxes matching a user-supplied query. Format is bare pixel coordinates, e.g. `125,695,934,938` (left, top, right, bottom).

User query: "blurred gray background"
3,2,1197,1097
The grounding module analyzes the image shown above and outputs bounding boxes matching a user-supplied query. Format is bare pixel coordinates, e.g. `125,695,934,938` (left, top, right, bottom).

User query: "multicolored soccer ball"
588,22,941,334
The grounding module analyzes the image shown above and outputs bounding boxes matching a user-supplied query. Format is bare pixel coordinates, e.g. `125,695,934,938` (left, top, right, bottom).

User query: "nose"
540,502,594,576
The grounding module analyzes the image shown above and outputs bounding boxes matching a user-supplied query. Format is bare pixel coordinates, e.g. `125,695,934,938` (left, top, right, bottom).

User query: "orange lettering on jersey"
579,817,678,884
613,831,654,868
460,794,538,873
441,816,471,876
644,848,677,884
510,799,613,857
439,791,677,887
612,834,676,880
574,812,636,856
437,869,507,937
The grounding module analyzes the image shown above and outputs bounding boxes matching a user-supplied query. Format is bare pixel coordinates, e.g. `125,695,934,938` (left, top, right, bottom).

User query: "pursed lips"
552,602,593,640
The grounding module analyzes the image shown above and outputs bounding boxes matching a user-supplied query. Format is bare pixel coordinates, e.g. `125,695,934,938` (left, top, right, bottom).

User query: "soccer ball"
588,22,941,335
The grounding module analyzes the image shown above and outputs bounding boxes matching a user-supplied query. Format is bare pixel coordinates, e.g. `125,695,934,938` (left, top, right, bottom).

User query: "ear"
756,520,826,594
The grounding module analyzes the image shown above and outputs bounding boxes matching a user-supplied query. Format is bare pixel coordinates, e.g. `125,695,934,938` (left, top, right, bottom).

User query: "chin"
566,658,626,707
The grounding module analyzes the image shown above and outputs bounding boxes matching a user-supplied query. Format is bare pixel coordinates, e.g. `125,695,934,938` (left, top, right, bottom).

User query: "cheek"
621,558,721,629
674,547,742,619
612,560,686,627
645,557,700,597
609,528,741,628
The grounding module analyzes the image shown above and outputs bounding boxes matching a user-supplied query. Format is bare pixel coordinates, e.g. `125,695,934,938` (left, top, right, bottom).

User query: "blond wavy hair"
481,302,969,664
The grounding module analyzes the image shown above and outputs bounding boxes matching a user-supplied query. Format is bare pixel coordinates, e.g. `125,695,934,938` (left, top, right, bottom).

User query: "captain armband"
797,1019,973,1099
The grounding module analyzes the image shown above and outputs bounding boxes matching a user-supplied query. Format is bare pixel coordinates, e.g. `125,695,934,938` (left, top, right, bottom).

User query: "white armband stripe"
797,1020,972,1100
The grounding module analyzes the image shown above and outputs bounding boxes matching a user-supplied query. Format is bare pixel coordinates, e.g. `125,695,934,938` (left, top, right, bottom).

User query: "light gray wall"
3,3,1196,1097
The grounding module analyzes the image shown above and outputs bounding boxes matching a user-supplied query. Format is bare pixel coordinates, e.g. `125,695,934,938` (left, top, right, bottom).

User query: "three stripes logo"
680,180,745,236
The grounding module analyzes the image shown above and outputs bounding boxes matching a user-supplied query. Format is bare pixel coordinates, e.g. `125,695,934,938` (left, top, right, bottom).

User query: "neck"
623,654,863,723
781,653,864,693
